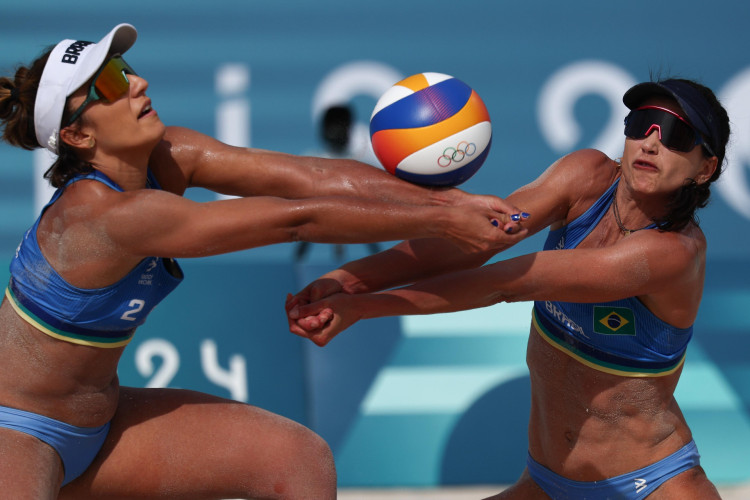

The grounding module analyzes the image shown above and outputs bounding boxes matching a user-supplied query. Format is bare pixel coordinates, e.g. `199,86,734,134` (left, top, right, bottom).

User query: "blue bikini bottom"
527,440,700,499
0,404,110,486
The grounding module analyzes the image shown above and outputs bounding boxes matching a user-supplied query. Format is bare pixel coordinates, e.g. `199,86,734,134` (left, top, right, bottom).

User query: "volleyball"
369,72,492,187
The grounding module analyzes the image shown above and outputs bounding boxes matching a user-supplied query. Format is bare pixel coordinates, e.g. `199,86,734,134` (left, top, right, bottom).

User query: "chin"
147,122,167,145
155,122,167,140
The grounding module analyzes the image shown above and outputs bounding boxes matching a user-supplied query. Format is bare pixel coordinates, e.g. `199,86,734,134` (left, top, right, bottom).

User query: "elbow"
488,290,526,305
286,225,304,243
287,217,326,245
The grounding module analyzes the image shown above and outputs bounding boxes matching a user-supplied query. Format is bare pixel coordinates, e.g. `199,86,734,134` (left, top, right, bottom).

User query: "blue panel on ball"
370,78,472,134
395,139,491,187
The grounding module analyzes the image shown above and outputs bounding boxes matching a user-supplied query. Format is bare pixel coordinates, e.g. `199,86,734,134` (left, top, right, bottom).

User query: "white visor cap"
34,23,137,154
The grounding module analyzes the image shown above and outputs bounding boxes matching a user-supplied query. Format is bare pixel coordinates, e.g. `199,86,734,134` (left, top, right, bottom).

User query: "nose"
128,74,149,96
640,129,661,152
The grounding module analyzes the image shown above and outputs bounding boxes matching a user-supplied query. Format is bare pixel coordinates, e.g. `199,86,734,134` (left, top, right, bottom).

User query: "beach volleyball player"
289,78,729,499
0,23,528,498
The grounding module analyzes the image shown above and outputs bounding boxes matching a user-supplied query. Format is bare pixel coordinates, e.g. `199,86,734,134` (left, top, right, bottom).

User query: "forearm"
167,197,460,256
322,239,494,295
290,156,463,205
355,244,660,320
232,152,464,206
289,252,537,343
356,261,519,320
292,197,455,244
105,190,454,258
159,127,462,204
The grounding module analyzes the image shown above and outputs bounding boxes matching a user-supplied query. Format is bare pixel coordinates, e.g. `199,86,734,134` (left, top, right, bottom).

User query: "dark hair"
0,47,93,188
0,51,48,150
653,79,731,232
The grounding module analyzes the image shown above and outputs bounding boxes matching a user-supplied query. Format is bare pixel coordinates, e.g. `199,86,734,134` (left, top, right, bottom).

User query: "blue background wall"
1,0,749,487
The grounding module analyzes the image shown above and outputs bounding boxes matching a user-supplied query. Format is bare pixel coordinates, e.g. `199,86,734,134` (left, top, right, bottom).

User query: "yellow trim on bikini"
531,310,685,378
5,287,133,348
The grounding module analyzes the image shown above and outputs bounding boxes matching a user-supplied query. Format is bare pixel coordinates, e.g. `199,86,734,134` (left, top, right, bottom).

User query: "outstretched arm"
288,227,703,346
88,185,527,258
286,149,613,311
152,126,504,206
149,126,527,252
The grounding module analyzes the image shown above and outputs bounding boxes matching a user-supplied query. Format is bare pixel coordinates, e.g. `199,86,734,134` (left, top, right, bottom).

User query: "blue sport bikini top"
6,170,183,348
532,178,692,377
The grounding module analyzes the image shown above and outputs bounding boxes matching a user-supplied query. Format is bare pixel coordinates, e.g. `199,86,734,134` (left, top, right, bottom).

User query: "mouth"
138,103,154,119
633,159,658,171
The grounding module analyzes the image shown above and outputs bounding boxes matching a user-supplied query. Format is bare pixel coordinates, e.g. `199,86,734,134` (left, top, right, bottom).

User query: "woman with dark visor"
0,24,526,498
288,78,729,499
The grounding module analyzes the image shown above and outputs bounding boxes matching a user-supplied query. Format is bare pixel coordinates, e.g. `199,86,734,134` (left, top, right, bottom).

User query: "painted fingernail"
522,212,531,219
511,214,521,222
491,219,499,227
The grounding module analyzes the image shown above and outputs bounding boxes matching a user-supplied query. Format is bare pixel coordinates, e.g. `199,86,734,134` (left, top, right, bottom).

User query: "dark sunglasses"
65,55,136,126
624,105,715,157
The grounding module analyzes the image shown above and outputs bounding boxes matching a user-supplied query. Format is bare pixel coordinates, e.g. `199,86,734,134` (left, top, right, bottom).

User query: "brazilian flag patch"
593,306,636,335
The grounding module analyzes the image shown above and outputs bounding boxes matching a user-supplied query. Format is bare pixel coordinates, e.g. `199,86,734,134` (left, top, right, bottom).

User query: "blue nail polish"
522,212,530,219
511,214,521,222
491,219,499,227
506,227,514,234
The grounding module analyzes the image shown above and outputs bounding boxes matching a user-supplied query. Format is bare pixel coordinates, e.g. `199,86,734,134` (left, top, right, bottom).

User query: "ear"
59,125,95,150
696,155,718,185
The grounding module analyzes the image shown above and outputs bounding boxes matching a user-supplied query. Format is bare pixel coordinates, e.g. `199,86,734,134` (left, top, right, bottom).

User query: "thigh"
648,466,722,500
59,387,336,500
0,426,63,499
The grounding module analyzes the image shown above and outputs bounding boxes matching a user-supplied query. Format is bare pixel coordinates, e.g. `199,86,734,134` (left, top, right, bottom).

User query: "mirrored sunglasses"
624,105,715,157
65,55,136,126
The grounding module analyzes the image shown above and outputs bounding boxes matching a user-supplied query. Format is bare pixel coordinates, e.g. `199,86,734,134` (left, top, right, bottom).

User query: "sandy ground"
338,483,750,499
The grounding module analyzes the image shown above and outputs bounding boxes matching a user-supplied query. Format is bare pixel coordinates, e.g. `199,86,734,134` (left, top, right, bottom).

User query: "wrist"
427,186,462,207
324,267,367,294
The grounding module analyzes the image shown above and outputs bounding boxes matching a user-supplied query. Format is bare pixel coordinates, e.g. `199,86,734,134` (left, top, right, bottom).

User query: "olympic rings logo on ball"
437,141,477,168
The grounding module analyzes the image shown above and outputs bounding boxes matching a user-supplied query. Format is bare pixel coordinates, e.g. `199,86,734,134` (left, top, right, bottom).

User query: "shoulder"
536,149,619,219
633,223,705,253
151,126,268,180
149,127,216,194
157,126,261,163
528,149,615,193
152,126,213,167
56,175,155,215
662,223,707,261
622,224,706,324
556,149,617,185
623,222,706,279
505,149,617,232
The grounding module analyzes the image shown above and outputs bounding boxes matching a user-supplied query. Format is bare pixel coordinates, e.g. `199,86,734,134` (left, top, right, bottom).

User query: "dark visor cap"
623,79,720,156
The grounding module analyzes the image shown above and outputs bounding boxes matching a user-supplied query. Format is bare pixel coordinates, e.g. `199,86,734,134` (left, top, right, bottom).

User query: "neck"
612,180,659,235
87,148,153,191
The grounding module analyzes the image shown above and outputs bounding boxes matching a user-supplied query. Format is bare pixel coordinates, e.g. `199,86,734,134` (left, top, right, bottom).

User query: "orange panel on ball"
393,73,432,92
371,90,490,170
